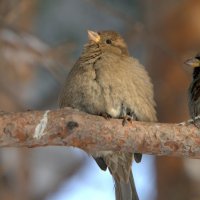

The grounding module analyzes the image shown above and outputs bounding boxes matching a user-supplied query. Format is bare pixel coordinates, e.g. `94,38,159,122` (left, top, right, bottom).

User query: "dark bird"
59,30,157,200
186,53,200,123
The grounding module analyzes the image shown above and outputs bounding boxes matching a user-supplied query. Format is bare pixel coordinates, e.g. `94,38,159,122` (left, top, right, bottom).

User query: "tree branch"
0,107,199,158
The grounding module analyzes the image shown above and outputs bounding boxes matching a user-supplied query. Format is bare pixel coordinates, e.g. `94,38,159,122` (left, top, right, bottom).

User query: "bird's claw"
122,115,133,126
100,113,112,120
192,116,200,129
183,115,200,129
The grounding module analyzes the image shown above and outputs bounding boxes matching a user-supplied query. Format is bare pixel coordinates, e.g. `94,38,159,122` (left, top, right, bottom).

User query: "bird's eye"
106,39,112,44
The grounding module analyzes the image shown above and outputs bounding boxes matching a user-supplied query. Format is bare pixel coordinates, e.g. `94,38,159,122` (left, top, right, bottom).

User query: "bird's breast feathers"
92,53,157,121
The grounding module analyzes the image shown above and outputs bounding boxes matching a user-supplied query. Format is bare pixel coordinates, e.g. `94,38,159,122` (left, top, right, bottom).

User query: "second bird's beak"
88,30,100,43
185,58,200,68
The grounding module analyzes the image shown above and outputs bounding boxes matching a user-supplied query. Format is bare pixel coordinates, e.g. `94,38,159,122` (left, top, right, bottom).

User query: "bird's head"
185,53,200,68
87,30,129,56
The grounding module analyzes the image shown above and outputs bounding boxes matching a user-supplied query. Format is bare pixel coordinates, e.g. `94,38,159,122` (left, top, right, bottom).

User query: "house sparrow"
185,53,200,124
59,30,157,200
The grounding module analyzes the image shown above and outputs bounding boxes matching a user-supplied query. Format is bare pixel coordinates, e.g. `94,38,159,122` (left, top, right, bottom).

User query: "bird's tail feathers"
114,170,139,200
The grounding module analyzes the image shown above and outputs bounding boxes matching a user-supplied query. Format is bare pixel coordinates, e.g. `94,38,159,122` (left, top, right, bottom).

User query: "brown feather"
59,30,157,200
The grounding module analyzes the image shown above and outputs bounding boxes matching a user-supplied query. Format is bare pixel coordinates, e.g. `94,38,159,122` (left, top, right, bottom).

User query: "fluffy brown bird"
59,30,157,200
185,53,200,122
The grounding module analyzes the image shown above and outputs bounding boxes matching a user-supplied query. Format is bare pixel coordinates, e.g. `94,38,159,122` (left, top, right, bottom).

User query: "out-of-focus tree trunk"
142,1,200,199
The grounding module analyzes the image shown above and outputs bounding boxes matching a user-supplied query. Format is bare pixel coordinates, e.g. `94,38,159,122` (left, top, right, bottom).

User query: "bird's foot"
179,116,200,128
100,112,112,120
192,116,200,129
122,115,133,126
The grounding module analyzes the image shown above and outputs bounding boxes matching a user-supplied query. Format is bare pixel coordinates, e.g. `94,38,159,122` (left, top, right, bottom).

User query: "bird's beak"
87,30,100,43
185,58,200,68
